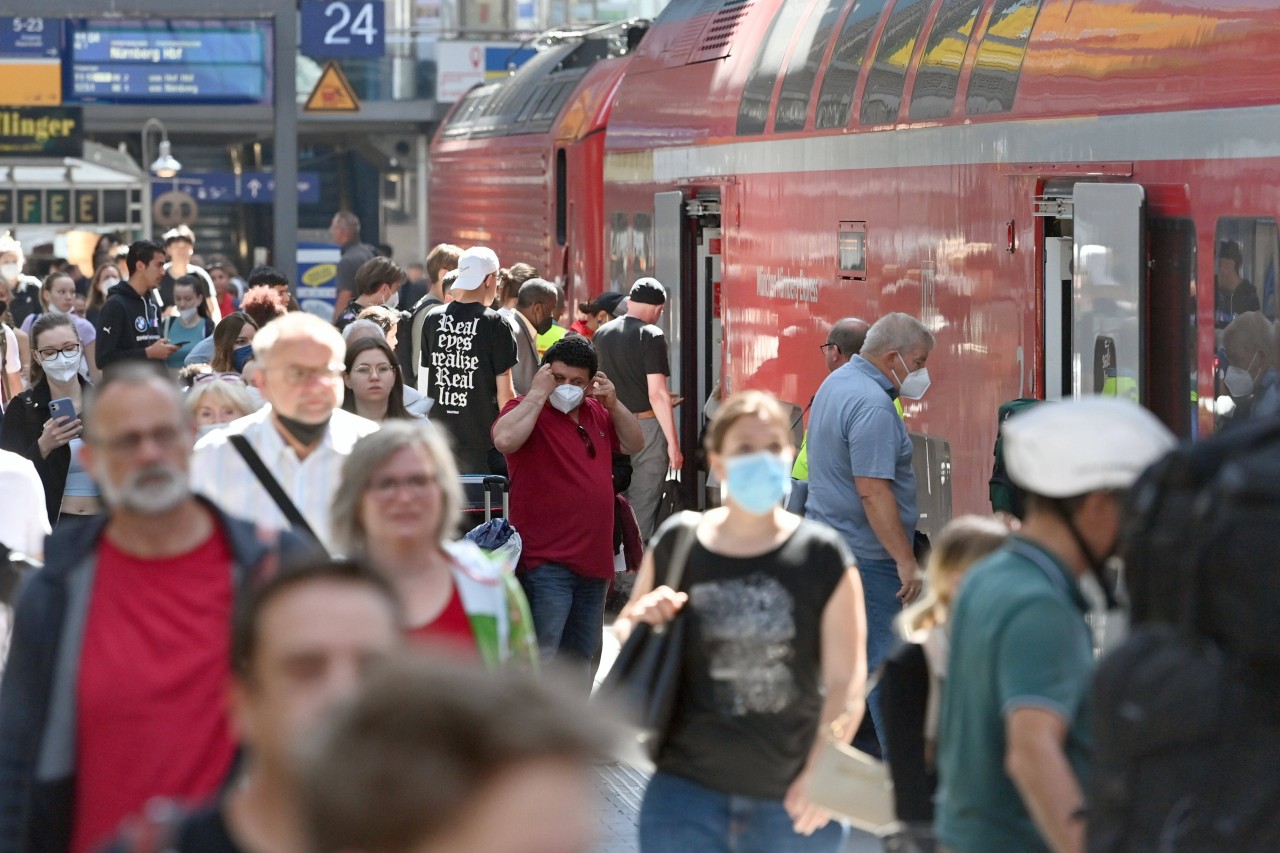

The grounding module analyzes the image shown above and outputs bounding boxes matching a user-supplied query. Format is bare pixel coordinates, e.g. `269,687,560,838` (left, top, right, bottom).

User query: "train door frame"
651,188,724,508
1035,179,1148,405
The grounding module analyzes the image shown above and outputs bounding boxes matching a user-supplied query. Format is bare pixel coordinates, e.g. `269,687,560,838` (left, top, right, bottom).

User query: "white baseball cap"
1004,397,1176,498
451,247,499,292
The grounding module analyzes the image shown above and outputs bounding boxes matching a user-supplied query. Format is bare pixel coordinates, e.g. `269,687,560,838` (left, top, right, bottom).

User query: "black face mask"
275,411,331,447
535,313,555,336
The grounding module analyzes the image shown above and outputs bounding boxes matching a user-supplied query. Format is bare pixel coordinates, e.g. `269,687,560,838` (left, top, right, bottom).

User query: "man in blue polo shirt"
806,312,934,751
935,398,1174,853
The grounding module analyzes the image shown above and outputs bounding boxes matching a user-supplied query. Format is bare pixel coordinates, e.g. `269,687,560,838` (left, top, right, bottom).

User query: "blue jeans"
518,563,607,677
855,554,903,756
639,771,846,852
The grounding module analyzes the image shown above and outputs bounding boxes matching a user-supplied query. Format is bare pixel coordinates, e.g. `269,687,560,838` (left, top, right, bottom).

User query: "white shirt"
0,449,51,558
190,404,379,552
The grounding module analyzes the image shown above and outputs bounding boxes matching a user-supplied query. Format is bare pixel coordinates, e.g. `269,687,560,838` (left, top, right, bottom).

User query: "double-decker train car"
431,0,1280,529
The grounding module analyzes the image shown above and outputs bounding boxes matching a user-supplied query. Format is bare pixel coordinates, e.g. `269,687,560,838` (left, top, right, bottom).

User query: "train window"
908,0,982,121
736,0,815,136
1213,217,1280,425
837,222,867,280
1215,218,1279,327
610,212,630,290
555,149,568,247
813,0,890,130
965,0,1042,116
632,213,653,279
858,0,931,125
774,0,849,133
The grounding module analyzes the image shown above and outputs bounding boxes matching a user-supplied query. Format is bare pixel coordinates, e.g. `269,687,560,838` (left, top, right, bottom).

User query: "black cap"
628,277,666,305
581,290,626,316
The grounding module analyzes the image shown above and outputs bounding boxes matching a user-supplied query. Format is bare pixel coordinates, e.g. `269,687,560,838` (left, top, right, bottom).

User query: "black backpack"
1089,417,1280,852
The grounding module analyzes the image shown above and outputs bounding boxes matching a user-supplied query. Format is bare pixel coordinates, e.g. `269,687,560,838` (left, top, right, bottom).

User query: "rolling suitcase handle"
481,475,508,521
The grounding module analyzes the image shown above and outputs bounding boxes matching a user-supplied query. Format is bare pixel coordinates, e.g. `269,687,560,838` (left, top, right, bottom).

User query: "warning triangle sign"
305,61,360,112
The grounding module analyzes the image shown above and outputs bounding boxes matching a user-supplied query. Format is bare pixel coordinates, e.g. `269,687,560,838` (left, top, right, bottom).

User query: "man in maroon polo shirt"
492,336,644,682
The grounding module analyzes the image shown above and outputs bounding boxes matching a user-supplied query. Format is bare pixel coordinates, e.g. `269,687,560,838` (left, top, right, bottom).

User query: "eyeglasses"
576,424,597,459
274,364,345,386
192,371,246,386
368,472,438,499
350,364,395,379
818,343,839,354
38,343,81,361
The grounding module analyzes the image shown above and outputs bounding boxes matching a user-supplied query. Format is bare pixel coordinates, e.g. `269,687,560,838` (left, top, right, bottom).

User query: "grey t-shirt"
336,241,375,296
804,355,918,561
593,316,670,415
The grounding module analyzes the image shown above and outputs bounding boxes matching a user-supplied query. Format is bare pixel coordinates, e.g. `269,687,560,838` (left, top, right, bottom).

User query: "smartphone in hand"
49,396,76,422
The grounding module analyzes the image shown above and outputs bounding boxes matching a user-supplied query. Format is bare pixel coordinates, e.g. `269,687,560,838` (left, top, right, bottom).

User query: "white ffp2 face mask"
43,350,80,383
549,384,585,413
895,353,932,401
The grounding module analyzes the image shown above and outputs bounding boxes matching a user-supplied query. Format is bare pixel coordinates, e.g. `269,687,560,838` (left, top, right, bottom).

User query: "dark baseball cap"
580,290,626,316
628,277,666,305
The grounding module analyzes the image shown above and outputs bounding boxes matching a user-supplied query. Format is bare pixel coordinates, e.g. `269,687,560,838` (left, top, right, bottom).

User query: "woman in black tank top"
615,390,868,852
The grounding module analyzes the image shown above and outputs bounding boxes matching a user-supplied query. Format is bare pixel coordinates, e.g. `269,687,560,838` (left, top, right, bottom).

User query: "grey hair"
861,312,935,358
331,420,463,556
342,318,385,344
332,210,360,234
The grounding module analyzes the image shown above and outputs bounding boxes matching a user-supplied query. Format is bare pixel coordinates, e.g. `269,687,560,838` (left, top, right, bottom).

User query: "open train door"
652,189,723,508
1071,183,1147,402
1042,183,1147,403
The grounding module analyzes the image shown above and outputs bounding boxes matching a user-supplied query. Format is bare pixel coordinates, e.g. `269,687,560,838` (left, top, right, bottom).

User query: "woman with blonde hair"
184,372,258,435
618,389,867,851
332,421,537,669
882,514,1009,847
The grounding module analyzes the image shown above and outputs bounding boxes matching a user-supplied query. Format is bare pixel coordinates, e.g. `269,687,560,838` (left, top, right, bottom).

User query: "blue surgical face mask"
723,451,792,515
232,343,255,373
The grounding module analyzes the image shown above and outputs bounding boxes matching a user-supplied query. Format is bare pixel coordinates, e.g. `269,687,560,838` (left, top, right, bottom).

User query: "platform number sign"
301,1,384,59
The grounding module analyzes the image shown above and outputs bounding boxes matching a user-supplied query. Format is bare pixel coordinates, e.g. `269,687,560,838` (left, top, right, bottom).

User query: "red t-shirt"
71,528,238,853
496,396,620,579
408,584,476,652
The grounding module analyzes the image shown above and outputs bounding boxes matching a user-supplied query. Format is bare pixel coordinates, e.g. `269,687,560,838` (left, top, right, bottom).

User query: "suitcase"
458,474,509,533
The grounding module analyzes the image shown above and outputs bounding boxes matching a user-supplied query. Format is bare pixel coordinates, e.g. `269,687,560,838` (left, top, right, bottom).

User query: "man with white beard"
0,363,314,853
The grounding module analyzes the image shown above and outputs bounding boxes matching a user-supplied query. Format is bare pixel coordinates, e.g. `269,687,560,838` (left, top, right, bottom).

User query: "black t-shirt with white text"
652,517,850,800
593,316,670,415
421,301,517,473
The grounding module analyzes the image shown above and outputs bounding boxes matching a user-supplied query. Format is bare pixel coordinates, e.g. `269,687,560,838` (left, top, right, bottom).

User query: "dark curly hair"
542,334,597,378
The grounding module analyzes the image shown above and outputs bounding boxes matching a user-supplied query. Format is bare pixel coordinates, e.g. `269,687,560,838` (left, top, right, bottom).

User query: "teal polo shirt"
935,537,1094,853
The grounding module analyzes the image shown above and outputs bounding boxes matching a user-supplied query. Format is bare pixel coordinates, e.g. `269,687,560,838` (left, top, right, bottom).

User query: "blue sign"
64,20,273,105
0,18,61,58
301,1,385,59
153,171,321,205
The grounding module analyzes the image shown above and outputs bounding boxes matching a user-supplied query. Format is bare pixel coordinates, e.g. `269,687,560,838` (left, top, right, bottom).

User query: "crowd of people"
0,215,1257,853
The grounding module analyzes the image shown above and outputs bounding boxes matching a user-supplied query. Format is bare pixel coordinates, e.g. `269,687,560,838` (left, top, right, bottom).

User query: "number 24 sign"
301,1,385,59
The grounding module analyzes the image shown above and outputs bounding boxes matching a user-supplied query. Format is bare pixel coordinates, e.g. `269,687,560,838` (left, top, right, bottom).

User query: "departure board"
64,19,272,105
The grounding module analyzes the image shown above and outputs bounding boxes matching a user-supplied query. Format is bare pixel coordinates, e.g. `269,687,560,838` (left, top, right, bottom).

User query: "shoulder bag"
806,671,899,836
598,510,699,764
228,433,328,554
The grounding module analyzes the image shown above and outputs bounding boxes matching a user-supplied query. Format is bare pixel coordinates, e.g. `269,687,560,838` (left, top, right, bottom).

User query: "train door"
652,189,723,507
1039,182,1147,403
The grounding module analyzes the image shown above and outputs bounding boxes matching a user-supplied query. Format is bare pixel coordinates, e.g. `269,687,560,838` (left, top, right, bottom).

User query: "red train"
428,0,1280,529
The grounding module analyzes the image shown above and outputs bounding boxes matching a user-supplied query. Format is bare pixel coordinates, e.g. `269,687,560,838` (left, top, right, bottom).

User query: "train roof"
436,19,649,142
605,0,1280,148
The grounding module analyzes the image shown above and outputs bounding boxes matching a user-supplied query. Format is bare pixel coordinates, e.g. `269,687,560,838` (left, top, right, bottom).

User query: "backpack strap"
228,434,326,553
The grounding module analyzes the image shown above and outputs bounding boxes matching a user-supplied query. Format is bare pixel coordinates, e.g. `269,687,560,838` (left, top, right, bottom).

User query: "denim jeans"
518,563,607,679
854,554,904,756
639,771,846,853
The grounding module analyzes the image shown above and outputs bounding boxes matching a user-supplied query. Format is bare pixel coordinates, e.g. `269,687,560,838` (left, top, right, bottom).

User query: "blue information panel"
64,19,273,105
153,171,322,205
0,18,62,58
301,1,385,59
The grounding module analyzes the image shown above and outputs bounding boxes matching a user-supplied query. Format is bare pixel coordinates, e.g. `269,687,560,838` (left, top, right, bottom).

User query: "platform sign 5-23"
301,1,384,59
